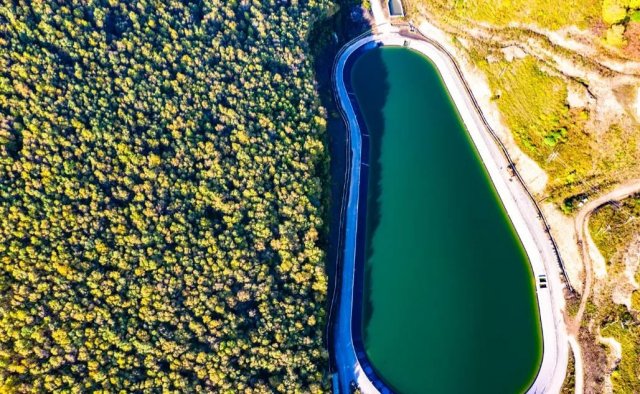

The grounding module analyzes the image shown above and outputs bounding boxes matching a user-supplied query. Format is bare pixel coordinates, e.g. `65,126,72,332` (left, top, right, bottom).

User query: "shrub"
606,24,628,46
603,0,630,24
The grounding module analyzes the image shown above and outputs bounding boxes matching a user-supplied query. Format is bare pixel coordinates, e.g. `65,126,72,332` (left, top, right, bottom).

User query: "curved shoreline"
332,31,569,393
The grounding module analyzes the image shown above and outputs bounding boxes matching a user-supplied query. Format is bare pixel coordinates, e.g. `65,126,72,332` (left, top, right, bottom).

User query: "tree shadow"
307,0,373,367
307,0,391,377
348,47,390,345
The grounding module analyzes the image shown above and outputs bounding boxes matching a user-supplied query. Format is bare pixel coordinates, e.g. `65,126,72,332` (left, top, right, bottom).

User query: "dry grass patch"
410,0,601,30
590,194,640,262
469,49,602,205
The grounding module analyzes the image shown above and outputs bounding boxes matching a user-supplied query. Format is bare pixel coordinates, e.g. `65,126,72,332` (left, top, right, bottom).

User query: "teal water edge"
350,47,542,393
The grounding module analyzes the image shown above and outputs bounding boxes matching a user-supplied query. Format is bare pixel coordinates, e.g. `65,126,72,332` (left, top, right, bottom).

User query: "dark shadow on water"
348,48,390,346
307,0,370,373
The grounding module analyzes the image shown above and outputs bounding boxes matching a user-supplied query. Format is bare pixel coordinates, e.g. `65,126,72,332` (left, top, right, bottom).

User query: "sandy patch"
501,45,527,62
567,83,594,109
611,235,640,308
586,228,608,280
624,237,640,288
486,54,500,63
544,26,640,75
543,53,629,124
543,203,584,293
598,334,622,394
491,22,640,75
599,334,622,363
513,150,548,194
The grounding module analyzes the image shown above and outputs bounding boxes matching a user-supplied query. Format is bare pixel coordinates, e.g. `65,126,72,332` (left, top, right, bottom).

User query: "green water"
351,47,542,393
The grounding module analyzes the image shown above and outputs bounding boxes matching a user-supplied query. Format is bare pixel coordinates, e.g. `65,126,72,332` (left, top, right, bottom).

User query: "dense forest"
0,0,331,391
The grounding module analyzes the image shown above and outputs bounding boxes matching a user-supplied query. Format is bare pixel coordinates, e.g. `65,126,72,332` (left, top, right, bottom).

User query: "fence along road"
332,29,569,393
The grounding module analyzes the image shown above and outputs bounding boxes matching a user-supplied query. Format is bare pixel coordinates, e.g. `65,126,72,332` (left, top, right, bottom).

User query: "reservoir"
350,47,542,393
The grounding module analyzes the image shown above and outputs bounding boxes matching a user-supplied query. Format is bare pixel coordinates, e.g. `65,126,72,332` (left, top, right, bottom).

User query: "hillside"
588,195,640,393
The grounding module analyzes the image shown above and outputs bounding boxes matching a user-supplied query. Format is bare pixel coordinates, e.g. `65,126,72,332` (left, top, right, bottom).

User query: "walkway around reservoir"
332,30,569,393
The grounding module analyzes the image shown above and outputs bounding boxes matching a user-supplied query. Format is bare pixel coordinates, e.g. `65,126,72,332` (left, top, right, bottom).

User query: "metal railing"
398,22,575,293
327,24,577,393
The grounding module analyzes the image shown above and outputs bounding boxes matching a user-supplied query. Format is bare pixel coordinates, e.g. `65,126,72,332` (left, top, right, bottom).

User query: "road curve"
571,179,640,332
332,31,569,393
569,179,640,393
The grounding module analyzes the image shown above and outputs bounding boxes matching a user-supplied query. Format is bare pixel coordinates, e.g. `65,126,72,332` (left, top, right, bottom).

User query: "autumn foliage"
0,0,330,392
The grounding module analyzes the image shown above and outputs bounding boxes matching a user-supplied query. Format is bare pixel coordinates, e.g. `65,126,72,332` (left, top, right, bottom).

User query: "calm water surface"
350,47,542,393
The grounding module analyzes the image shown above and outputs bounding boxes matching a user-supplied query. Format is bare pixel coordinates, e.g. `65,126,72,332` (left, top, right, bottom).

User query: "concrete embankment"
332,30,569,393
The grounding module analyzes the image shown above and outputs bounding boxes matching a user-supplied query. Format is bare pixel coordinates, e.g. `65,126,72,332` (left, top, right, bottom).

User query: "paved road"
333,29,570,393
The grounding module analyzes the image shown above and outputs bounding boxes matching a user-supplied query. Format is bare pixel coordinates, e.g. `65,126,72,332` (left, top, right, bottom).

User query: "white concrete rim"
332,32,568,394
